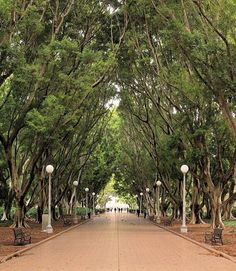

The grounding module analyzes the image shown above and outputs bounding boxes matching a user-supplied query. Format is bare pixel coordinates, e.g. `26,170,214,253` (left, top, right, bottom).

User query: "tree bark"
37,206,43,224
189,180,204,224
210,189,224,229
14,198,28,228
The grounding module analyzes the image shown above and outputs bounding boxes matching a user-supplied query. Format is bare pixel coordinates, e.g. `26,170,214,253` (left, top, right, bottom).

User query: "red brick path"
0,213,235,271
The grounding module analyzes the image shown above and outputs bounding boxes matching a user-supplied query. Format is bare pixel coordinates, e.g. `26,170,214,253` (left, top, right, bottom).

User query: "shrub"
231,207,236,218
76,207,91,216
26,208,37,219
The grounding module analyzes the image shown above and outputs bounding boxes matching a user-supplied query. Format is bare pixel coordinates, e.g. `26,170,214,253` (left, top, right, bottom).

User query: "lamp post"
46,165,54,233
140,192,143,214
85,187,89,219
92,192,95,215
180,165,189,233
156,181,162,223
73,181,78,224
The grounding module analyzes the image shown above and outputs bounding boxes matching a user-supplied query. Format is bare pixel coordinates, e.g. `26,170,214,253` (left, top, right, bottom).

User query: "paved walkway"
0,213,235,271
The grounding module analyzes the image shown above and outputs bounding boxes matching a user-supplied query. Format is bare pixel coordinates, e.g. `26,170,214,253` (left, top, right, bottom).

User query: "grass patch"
224,220,236,227
202,219,236,228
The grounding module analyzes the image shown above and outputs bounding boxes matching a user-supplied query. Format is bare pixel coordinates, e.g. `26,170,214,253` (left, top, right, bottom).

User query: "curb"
149,220,236,264
0,219,89,264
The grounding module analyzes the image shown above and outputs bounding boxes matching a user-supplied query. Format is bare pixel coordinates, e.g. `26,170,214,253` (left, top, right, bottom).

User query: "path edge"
150,220,236,264
0,219,89,264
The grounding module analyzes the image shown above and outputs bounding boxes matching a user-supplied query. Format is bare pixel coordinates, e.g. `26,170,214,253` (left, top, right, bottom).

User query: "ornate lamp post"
46,165,54,233
92,192,95,215
156,181,162,223
85,187,89,219
73,181,78,223
180,165,189,233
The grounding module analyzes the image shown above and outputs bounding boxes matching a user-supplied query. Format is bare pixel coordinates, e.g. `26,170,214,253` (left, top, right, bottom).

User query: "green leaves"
26,95,65,133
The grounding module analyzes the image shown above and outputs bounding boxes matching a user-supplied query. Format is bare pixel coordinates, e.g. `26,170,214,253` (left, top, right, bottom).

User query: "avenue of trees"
115,0,236,229
0,0,128,226
0,0,236,229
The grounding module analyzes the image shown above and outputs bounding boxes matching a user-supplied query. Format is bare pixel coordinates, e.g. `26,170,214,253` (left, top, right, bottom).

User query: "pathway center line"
116,214,120,271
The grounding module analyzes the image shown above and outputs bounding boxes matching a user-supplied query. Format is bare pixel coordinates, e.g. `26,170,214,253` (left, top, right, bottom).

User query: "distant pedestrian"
144,210,147,219
137,209,140,217
114,208,117,213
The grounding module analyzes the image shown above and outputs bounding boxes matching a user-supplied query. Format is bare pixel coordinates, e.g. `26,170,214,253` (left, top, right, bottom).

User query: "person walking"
137,209,140,217
143,209,147,219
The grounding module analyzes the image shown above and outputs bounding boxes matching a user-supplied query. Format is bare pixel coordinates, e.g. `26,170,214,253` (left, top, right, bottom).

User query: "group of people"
115,208,124,213
106,207,128,213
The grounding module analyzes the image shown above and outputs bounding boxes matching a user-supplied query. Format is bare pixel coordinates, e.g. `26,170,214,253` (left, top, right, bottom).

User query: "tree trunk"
58,203,63,218
5,203,12,220
204,197,211,219
178,201,183,220
161,202,169,217
222,201,236,220
1,211,8,221
4,189,14,220
37,174,46,223
210,190,224,229
52,205,58,221
218,92,236,142
37,206,43,223
14,198,28,228
189,181,204,224
171,203,180,219
5,146,27,227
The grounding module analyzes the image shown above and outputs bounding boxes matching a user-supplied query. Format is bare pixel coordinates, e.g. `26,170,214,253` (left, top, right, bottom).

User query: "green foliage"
26,208,38,219
223,220,236,228
26,95,65,134
76,207,91,216
1,0,236,227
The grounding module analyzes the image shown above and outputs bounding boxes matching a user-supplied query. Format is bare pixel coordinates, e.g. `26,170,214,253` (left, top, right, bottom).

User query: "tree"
0,0,128,227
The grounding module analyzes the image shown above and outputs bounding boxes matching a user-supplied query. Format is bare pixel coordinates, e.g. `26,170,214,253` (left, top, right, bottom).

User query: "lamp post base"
46,225,53,233
180,225,188,233
73,216,78,224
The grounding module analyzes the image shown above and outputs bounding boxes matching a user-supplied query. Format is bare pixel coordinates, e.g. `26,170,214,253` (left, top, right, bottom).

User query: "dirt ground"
168,221,236,259
0,217,236,261
0,218,82,261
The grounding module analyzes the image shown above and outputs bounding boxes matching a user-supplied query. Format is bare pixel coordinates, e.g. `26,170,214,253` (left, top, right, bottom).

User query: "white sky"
105,196,129,209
